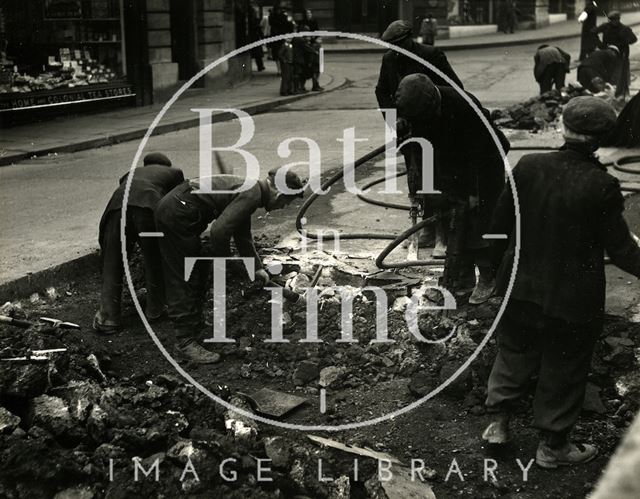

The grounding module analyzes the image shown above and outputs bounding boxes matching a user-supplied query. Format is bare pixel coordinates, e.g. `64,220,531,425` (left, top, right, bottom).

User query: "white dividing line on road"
319,388,327,413
319,47,324,74
139,232,165,238
482,234,508,240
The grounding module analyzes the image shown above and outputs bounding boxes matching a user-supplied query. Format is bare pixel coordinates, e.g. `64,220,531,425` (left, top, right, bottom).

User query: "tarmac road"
0,37,639,289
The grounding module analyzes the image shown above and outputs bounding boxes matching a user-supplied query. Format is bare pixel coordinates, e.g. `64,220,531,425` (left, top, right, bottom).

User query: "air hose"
295,141,640,269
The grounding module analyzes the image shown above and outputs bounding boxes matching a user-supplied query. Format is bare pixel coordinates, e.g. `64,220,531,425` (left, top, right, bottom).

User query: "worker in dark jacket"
376,21,464,253
533,45,570,94
592,11,638,98
94,153,184,333
155,169,305,364
394,74,510,304
578,1,599,61
482,97,640,468
577,45,620,92
375,20,463,111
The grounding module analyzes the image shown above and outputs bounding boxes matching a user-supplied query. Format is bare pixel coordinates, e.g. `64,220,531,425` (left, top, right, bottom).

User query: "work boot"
174,341,221,365
469,276,495,305
482,415,510,445
536,441,598,469
93,310,120,335
432,228,447,259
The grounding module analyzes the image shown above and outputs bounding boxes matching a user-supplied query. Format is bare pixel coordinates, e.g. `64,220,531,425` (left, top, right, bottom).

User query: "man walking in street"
482,97,640,467
394,73,510,304
578,0,599,61
155,169,305,364
534,44,570,94
592,11,638,99
94,153,184,334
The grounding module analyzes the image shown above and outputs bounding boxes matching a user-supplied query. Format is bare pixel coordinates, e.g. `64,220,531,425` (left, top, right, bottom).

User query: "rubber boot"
432,221,447,259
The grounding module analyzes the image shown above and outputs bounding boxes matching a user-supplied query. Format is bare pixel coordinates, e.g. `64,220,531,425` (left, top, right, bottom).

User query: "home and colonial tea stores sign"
0,83,134,111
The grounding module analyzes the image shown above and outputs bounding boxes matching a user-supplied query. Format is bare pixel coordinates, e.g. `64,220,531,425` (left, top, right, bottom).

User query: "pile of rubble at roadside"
491,84,594,131
1,244,639,498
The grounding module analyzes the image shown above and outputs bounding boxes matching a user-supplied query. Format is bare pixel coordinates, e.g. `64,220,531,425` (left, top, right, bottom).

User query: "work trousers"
155,184,211,345
539,63,566,94
99,207,165,324
486,299,601,446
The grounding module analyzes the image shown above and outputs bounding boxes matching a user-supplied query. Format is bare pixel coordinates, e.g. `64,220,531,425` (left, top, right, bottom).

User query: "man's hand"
396,117,412,138
255,269,270,287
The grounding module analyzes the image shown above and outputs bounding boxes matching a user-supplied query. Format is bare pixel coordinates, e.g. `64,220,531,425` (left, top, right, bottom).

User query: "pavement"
1,13,639,168
324,13,640,52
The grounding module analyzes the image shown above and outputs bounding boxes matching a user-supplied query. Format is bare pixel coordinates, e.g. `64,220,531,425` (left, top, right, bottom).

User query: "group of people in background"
247,3,323,96
534,8,637,101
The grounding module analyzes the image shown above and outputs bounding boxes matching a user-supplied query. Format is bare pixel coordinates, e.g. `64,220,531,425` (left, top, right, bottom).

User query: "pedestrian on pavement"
299,9,319,32
578,1,599,61
482,96,640,467
375,20,464,255
533,44,571,94
292,27,315,93
155,169,305,365
577,45,620,92
394,73,510,304
269,5,291,75
248,4,265,72
309,36,323,91
278,39,294,96
592,11,638,99
499,0,518,34
419,13,438,46
260,7,271,59
94,153,184,334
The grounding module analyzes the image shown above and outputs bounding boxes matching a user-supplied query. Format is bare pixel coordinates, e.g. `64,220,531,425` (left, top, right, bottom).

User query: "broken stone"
52,380,103,422
439,360,472,398
319,366,347,388
53,486,94,499
0,406,21,434
0,361,51,399
604,337,635,349
381,465,436,499
87,404,109,443
293,360,320,386
224,396,258,441
583,383,606,414
263,436,292,468
45,287,59,302
327,475,351,499
29,395,75,438
408,373,434,397
85,354,107,383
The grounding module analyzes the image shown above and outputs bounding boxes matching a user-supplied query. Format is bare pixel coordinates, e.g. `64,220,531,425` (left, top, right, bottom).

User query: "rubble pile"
0,245,639,497
491,85,589,131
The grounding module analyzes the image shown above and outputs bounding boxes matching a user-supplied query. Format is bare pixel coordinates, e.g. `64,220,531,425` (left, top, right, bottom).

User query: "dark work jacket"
491,144,640,323
579,4,599,59
176,175,270,270
99,165,184,237
375,40,463,110
593,22,638,58
579,48,619,82
407,87,510,234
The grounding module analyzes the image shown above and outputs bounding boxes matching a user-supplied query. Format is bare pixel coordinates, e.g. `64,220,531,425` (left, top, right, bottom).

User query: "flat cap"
268,168,306,197
608,11,621,20
143,152,172,167
381,20,412,44
395,73,441,119
562,96,617,136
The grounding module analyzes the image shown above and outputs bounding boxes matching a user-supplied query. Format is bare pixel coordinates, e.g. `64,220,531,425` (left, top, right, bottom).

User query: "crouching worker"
483,97,640,467
155,169,305,364
94,153,184,333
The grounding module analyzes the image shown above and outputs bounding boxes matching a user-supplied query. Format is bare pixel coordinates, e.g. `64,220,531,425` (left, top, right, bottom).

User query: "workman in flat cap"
376,20,464,254
483,96,640,468
394,73,509,304
95,152,184,333
155,169,305,364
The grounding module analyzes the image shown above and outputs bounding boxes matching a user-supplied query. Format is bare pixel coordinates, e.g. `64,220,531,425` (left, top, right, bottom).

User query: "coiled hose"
295,145,640,269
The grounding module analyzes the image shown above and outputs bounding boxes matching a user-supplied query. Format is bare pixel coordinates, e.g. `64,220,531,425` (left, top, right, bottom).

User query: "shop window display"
0,0,132,112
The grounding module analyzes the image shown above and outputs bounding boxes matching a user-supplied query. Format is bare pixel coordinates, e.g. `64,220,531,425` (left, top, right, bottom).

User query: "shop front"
0,0,148,124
